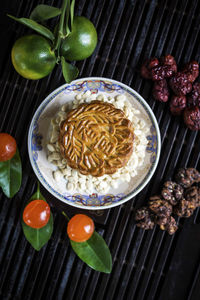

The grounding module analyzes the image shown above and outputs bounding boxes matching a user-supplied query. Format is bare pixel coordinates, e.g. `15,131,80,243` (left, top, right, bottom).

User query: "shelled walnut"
159,216,178,235
174,198,196,218
175,168,200,188
149,195,172,217
134,167,200,235
185,186,199,203
197,187,200,207
161,181,184,205
135,207,155,230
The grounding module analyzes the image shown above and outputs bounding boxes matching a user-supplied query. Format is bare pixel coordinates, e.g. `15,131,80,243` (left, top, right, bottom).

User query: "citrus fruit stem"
62,211,70,221
53,0,72,52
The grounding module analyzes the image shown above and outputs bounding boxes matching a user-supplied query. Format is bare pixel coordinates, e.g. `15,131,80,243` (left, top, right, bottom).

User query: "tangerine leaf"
30,5,61,22
21,184,53,251
22,214,53,251
70,231,112,273
30,182,45,202
0,149,22,198
61,56,79,83
7,14,55,41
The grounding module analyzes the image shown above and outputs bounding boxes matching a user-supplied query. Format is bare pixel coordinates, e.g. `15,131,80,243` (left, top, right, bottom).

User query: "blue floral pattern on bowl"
28,77,161,210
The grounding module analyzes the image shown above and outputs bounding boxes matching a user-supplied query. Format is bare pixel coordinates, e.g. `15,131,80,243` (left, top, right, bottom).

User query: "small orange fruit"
23,199,51,229
0,133,17,161
67,214,95,242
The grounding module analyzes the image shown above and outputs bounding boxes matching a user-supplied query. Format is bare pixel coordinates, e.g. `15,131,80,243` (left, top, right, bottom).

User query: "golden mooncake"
59,100,134,177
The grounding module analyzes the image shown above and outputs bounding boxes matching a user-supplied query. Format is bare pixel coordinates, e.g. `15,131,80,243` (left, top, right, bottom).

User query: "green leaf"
30,182,45,202
22,214,53,251
0,149,22,198
70,231,112,273
21,184,53,251
30,5,62,22
61,56,79,83
7,14,55,41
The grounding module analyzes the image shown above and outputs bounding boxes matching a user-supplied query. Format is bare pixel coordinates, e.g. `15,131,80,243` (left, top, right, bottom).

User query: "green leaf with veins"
7,14,55,41
61,56,79,83
30,5,62,22
0,149,22,198
70,231,112,273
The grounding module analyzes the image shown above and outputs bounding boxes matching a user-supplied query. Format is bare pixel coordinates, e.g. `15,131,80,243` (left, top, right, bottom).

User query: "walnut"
135,207,155,230
197,187,200,207
160,216,178,235
174,198,196,218
161,181,184,205
185,186,199,203
155,215,169,226
175,168,200,188
149,195,172,217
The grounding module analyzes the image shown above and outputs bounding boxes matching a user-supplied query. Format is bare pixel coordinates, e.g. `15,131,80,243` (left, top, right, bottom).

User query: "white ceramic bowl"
28,77,161,210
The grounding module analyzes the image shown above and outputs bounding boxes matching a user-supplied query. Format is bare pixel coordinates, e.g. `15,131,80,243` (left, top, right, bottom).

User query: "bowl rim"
28,77,161,210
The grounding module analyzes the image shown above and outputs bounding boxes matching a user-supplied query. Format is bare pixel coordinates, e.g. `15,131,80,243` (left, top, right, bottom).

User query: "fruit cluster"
9,2,97,83
135,167,200,235
141,55,200,130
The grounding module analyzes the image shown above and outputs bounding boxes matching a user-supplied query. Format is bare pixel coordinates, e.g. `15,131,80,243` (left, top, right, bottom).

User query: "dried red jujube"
182,61,199,83
183,106,200,130
187,82,200,107
169,72,192,96
152,79,169,102
140,57,159,79
170,95,187,115
161,54,177,74
151,65,174,81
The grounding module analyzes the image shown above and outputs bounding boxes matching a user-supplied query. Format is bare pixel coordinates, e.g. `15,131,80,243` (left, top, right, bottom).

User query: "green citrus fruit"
11,35,56,80
61,16,97,61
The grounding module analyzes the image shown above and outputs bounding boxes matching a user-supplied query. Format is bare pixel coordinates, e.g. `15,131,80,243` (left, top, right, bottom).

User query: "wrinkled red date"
151,65,174,81
170,95,187,115
187,82,200,107
183,106,200,130
140,55,200,130
161,54,177,73
140,58,159,79
169,72,192,96
182,61,199,83
152,79,169,102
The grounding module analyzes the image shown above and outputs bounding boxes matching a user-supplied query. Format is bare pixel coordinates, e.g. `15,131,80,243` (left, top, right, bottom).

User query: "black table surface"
0,0,200,299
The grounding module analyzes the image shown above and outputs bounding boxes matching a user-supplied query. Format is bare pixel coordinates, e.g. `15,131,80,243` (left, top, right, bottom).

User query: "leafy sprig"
8,0,79,83
62,212,112,273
